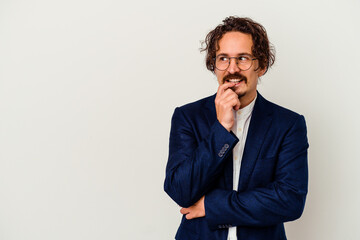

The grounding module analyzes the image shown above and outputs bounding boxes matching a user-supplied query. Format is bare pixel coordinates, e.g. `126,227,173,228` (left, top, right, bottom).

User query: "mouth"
225,78,246,87
223,74,247,85
226,78,244,84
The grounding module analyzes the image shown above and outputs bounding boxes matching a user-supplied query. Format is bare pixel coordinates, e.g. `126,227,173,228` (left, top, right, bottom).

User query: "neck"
239,92,257,109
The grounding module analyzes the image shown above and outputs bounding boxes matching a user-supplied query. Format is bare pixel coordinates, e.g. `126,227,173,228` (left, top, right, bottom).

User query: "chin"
233,87,246,98
237,92,246,98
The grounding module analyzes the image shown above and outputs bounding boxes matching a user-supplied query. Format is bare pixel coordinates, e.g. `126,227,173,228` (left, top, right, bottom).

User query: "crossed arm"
165,114,308,228
164,82,240,208
164,84,308,228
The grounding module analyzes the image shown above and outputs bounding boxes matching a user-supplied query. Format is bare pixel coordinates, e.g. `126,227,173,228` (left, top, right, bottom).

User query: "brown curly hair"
201,16,275,74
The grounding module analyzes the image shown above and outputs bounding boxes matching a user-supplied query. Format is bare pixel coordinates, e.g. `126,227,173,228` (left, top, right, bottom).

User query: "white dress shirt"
227,94,257,240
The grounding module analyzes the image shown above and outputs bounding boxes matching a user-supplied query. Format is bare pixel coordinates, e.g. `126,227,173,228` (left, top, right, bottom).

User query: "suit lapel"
238,93,273,191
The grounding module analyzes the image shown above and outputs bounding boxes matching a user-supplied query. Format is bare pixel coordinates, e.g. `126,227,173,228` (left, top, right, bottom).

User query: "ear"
258,67,267,77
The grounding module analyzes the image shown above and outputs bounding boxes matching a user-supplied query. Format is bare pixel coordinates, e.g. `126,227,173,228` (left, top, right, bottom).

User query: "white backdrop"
1,0,359,239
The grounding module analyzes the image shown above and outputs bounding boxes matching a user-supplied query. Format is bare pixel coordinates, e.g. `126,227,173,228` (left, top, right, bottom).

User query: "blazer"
164,92,309,240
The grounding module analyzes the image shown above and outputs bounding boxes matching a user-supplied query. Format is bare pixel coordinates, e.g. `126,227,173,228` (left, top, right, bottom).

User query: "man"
164,16,308,240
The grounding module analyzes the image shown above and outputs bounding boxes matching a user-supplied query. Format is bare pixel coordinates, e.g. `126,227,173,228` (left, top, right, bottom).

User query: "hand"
215,82,241,131
180,196,205,220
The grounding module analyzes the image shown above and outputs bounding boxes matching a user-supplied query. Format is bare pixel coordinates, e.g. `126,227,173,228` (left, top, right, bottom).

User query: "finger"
224,97,241,110
216,88,236,105
225,98,237,108
180,208,189,215
185,212,194,220
218,82,236,95
224,91,240,103
222,89,238,102
234,99,241,111
217,82,236,96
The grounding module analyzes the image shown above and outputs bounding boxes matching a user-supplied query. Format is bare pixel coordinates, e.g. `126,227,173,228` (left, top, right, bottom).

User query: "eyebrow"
217,52,252,56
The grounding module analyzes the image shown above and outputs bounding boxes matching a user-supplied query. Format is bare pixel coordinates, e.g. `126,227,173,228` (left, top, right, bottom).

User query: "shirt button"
238,127,242,132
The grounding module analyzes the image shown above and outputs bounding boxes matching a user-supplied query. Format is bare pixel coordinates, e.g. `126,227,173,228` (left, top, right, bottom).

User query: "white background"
0,0,359,239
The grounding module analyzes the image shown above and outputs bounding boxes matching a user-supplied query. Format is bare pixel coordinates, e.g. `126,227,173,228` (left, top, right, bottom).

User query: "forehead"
217,31,253,55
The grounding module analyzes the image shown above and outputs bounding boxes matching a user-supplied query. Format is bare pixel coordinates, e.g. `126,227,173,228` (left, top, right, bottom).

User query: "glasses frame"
214,54,257,71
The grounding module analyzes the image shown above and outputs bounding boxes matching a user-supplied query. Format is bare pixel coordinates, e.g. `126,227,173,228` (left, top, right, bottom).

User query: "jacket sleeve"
164,107,239,208
204,115,309,229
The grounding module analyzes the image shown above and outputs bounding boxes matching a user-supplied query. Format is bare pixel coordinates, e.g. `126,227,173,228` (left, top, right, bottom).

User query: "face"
215,31,265,104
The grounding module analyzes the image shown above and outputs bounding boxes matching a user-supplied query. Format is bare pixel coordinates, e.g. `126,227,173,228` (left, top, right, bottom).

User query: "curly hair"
201,16,275,74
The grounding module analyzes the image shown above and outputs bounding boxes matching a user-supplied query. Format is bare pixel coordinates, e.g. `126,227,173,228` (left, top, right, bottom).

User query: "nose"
227,58,240,74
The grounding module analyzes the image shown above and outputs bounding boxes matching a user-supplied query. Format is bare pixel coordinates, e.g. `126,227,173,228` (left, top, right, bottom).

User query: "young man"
164,16,308,240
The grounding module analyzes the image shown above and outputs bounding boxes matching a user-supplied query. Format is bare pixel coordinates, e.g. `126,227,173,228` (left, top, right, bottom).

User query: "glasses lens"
237,55,252,71
215,56,229,71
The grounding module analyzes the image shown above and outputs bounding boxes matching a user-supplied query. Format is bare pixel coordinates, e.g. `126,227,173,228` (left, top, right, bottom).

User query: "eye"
238,55,250,61
218,56,228,62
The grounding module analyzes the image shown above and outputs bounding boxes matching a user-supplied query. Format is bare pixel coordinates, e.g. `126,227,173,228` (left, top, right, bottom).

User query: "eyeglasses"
214,54,257,71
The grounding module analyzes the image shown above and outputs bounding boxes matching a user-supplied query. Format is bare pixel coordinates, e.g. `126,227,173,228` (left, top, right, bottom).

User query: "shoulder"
171,94,216,126
259,93,306,126
174,94,215,117
177,94,215,112
269,99,301,118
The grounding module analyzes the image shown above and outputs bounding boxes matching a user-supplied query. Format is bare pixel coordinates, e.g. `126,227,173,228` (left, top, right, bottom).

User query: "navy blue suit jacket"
164,92,308,240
